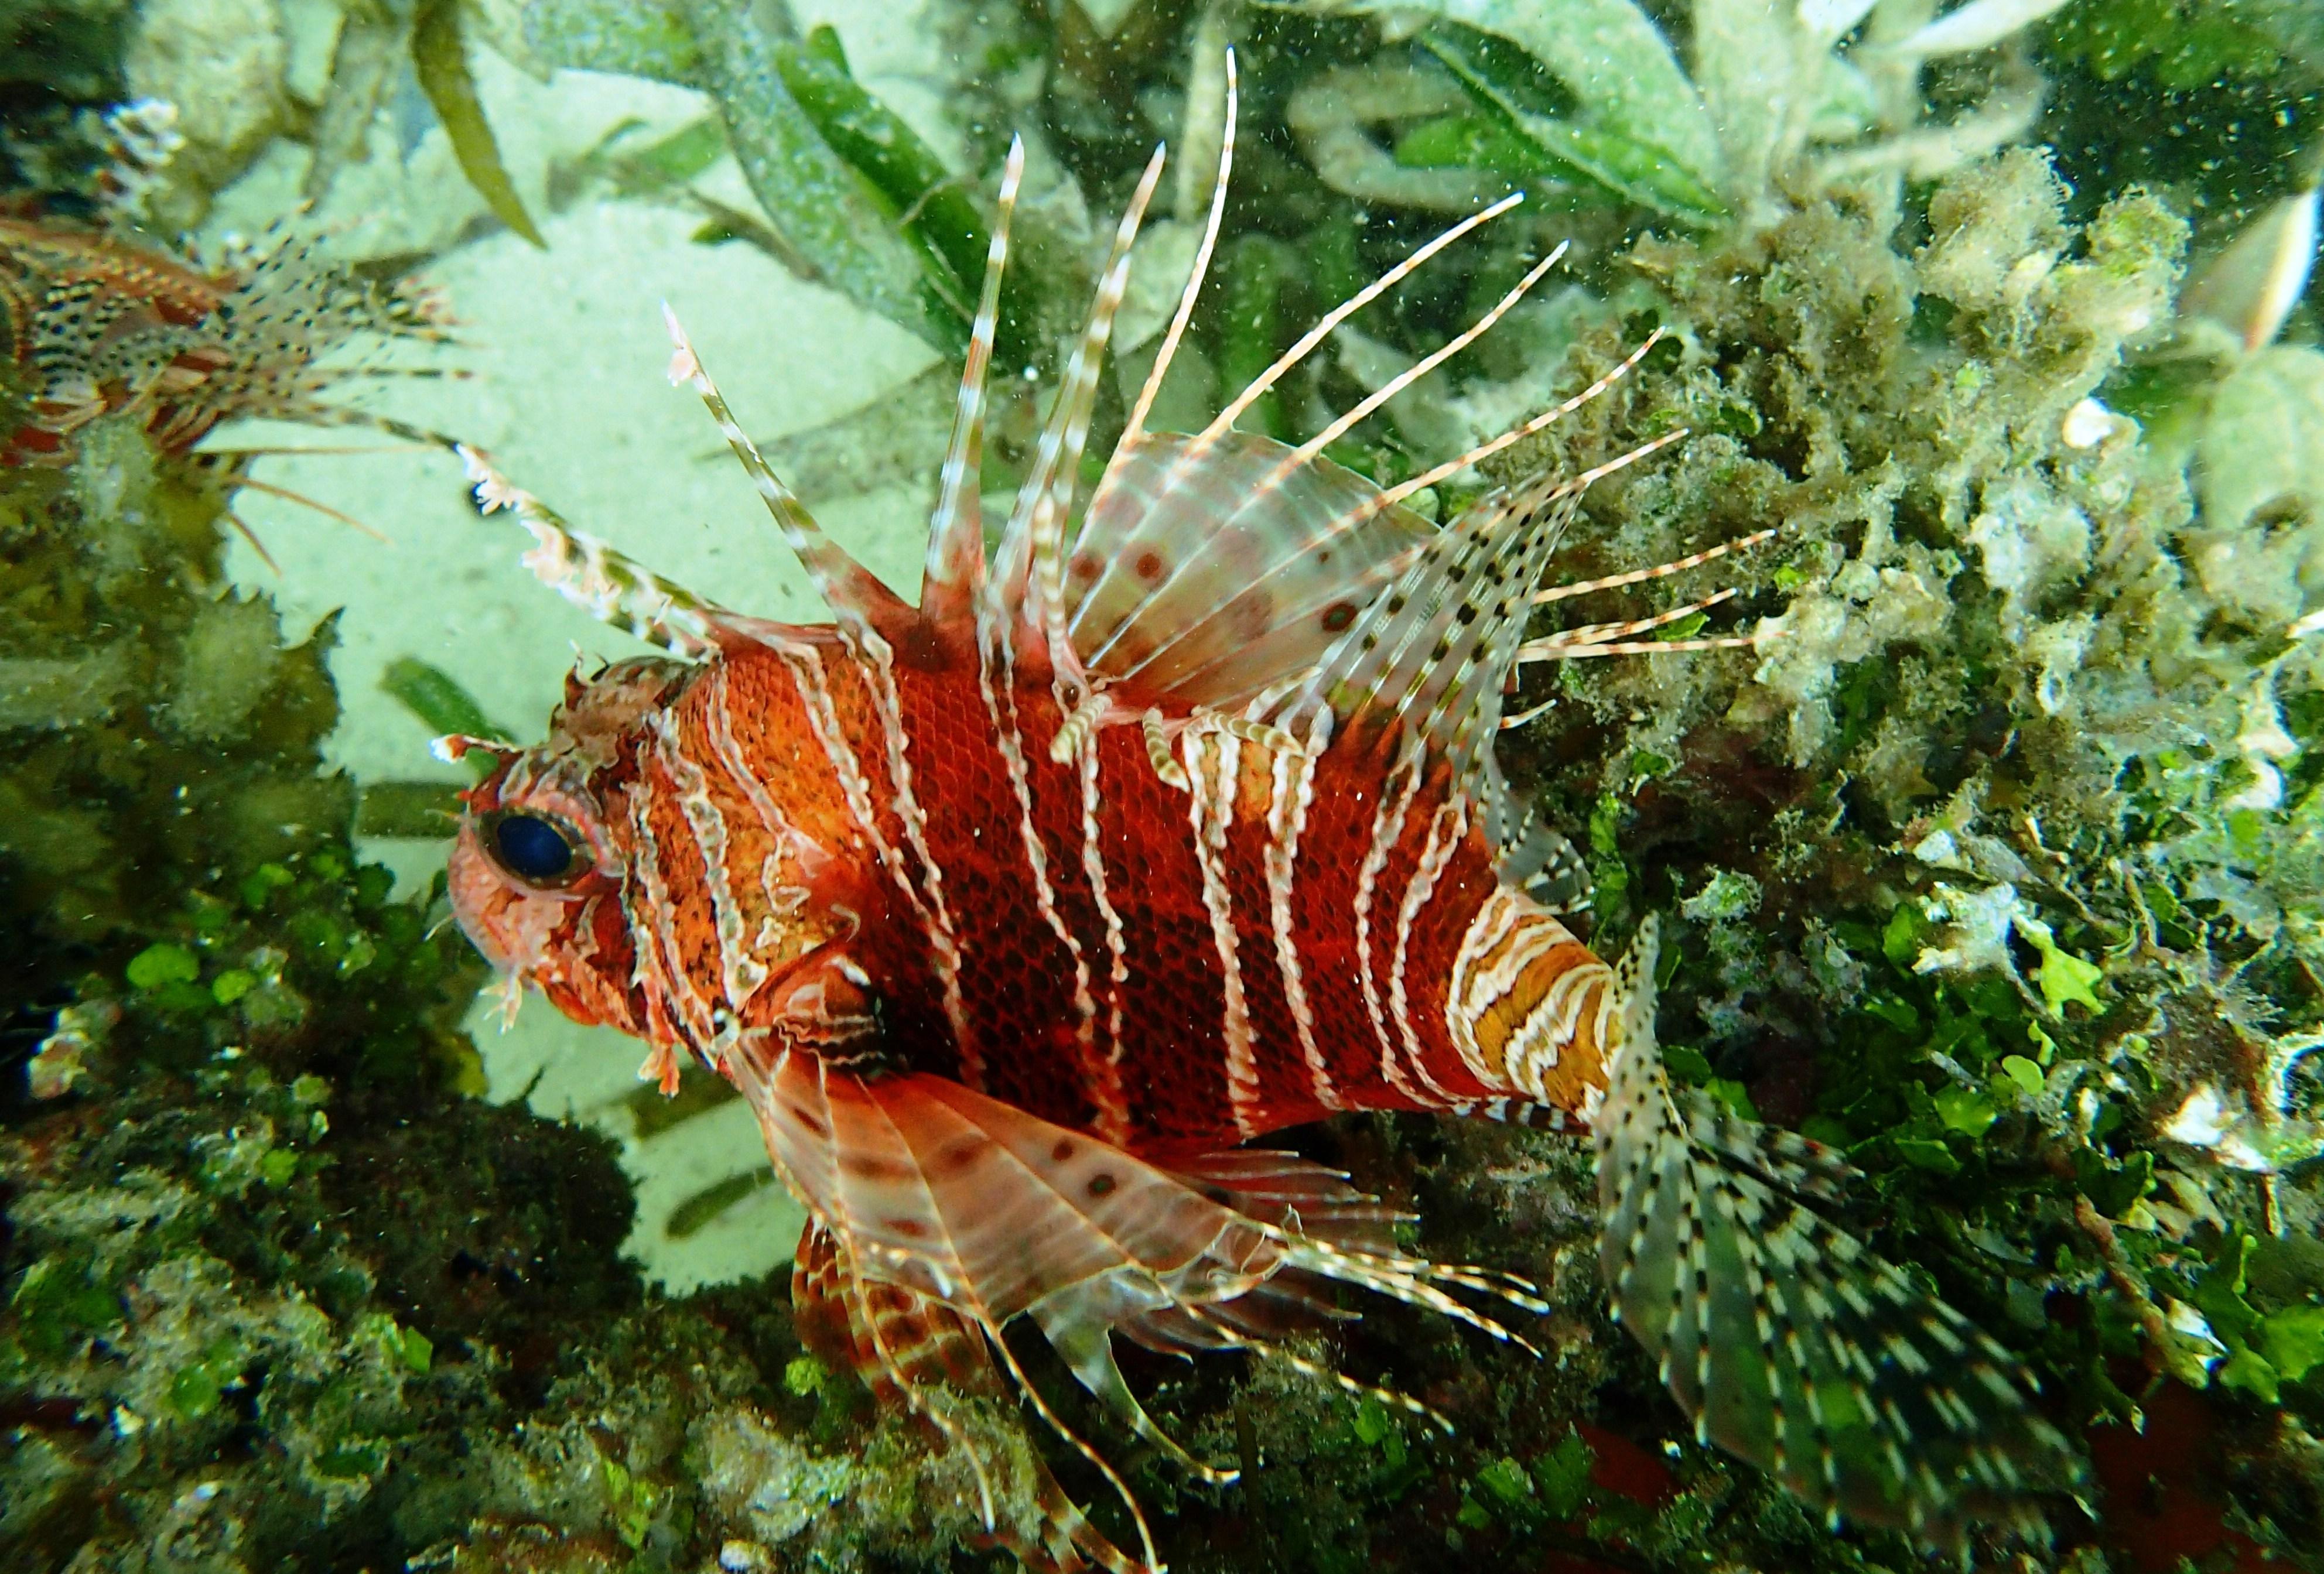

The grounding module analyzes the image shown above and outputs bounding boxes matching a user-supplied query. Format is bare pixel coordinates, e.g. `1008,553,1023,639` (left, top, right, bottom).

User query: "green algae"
0,415,1048,1572
9,6,2324,1573
521,0,979,355
412,0,546,248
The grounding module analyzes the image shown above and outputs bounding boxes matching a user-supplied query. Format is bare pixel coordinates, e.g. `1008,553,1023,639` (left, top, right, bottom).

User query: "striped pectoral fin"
1592,919,2085,1551
736,1038,1551,1563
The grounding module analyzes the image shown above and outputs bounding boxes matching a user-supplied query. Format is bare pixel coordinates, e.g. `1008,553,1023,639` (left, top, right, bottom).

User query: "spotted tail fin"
1592,918,2083,1551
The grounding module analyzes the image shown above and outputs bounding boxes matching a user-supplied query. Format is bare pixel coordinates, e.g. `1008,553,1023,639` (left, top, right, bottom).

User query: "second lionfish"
445,61,2080,1573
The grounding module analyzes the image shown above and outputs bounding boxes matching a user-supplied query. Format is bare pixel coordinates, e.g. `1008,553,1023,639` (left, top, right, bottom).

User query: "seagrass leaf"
412,0,546,248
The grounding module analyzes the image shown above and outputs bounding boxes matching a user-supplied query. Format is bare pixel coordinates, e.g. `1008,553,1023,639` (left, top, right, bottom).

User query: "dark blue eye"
486,810,587,886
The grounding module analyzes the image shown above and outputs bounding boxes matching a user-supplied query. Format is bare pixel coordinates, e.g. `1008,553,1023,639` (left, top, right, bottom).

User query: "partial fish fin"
460,445,726,656
1496,793,1591,913
1372,329,1680,516
662,304,917,644
1264,238,1566,488
459,445,821,657
1189,190,1523,453
1066,431,1435,707
734,1044,1545,1564
1109,1149,1397,1353
989,145,1168,676
1109,50,1236,466
1071,191,1543,709
219,473,392,542
1280,425,1680,841
792,1221,1144,1574
1593,918,2083,1552
919,138,1025,638
1513,526,1778,669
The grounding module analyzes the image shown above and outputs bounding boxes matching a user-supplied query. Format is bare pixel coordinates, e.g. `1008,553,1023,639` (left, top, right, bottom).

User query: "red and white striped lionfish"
446,62,2078,1572
0,214,449,459
1,102,452,548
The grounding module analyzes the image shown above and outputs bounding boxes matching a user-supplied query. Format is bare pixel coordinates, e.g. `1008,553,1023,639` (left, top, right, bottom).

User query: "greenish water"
5,3,2323,1572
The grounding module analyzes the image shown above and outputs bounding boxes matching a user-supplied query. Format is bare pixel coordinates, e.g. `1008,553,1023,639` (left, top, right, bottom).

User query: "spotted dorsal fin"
1064,431,1436,709
1276,423,1680,840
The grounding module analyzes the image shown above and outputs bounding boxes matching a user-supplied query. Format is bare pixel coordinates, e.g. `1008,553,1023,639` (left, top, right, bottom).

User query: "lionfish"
446,63,2077,1572
1,103,452,551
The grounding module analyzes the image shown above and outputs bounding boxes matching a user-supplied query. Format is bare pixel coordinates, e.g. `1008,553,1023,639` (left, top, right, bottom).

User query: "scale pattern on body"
446,60,2080,1573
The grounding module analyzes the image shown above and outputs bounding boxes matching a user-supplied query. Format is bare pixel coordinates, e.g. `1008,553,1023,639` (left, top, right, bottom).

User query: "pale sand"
211,28,954,1290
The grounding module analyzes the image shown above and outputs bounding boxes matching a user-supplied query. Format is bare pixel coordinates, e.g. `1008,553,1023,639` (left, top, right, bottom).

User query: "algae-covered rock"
122,0,286,215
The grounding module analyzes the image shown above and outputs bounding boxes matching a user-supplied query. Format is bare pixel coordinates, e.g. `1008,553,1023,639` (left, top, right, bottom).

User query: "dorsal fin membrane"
1278,424,1684,840
1065,431,1434,708
1497,791,1592,912
1072,191,1529,693
918,138,1026,638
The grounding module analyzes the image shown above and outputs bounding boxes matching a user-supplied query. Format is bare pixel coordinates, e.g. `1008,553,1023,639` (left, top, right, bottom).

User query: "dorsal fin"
1276,424,1683,841
1496,791,1592,911
458,444,818,657
918,138,1025,641
1064,430,1434,709
985,145,1168,678
661,306,917,647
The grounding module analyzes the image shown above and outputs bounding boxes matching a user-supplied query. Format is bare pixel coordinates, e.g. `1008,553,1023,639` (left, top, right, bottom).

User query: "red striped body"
462,632,1612,1158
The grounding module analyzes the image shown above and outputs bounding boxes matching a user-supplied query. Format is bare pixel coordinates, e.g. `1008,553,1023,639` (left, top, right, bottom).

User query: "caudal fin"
1592,918,2084,1552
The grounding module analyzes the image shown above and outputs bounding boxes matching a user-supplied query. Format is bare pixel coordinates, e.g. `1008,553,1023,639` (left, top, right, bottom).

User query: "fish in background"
2,100,456,558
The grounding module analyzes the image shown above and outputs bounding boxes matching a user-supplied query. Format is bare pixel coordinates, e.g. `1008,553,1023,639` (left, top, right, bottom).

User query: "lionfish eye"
483,809,590,887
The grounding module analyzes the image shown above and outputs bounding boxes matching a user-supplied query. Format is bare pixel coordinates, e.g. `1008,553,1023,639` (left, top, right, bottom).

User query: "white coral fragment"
2228,670,2298,811
1912,882,2022,977
2162,1083,2233,1149
2059,396,2124,450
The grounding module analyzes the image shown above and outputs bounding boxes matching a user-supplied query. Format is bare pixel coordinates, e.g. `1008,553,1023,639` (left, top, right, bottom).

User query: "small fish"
446,60,2078,1572
0,215,452,465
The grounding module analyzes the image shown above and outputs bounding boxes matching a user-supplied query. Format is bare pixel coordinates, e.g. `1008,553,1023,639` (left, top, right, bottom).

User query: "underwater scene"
6,0,2324,1570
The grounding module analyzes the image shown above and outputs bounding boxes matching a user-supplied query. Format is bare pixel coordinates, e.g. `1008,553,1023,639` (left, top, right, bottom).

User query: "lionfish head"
446,656,692,1035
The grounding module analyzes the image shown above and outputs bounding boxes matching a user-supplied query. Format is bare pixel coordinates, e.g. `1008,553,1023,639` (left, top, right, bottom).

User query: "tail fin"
1592,918,2083,1552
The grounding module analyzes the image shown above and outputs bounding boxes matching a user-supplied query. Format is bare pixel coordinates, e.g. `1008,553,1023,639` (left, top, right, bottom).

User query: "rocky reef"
7,2,2324,1573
